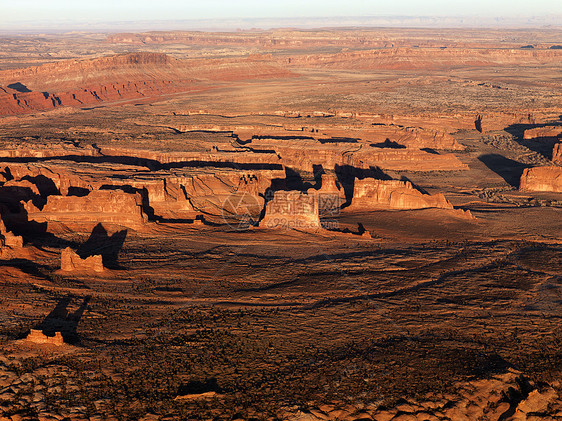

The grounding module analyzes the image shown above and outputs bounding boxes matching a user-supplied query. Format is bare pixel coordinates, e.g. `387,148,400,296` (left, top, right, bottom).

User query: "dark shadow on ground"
7,82,31,93
37,295,91,344
478,154,530,188
77,223,127,269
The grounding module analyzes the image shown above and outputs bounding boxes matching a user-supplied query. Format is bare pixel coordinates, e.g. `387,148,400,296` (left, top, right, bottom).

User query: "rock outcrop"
0,214,24,258
246,138,467,172
283,370,561,421
519,166,562,192
349,178,454,210
25,329,64,346
25,190,148,230
523,125,562,140
175,122,464,150
260,191,321,230
61,248,104,273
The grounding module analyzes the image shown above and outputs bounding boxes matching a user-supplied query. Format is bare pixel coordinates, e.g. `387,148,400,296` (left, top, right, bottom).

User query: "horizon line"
2,15,562,34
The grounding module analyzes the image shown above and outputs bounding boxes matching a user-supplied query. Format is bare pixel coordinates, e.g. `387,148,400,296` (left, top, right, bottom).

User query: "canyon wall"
281,48,562,71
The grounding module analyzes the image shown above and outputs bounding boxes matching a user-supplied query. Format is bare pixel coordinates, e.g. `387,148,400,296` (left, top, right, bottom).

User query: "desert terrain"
0,27,561,420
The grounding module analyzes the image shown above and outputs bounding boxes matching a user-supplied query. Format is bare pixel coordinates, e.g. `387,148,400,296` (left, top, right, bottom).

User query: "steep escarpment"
281,48,562,70
349,178,453,211
0,53,293,116
0,213,24,258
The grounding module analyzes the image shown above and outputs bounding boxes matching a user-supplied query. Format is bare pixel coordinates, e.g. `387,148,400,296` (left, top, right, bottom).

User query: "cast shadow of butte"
37,295,91,344
478,153,530,188
77,223,127,269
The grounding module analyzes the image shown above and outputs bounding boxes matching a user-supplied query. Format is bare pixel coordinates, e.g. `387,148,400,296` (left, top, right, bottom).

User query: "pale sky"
1,0,561,28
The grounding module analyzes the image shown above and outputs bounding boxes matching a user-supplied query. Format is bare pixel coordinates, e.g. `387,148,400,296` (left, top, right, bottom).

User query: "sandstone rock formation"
260,191,321,230
175,122,464,150
25,329,64,346
247,138,467,172
349,178,454,211
25,189,147,230
283,370,561,421
61,248,104,273
519,166,562,192
523,125,562,140
0,214,24,257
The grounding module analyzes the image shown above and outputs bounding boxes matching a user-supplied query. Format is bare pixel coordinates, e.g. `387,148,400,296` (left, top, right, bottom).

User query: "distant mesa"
0,52,293,116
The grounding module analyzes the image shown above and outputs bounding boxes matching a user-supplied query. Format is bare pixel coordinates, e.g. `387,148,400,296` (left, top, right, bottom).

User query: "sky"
1,0,561,29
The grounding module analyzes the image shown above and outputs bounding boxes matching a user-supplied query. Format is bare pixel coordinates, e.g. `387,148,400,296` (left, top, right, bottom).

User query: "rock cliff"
519,166,562,192
0,53,293,116
25,190,148,230
61,247,104,273
349,178,454,211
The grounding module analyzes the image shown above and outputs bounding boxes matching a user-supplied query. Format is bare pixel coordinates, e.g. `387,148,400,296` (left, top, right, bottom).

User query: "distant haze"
1,0,561,31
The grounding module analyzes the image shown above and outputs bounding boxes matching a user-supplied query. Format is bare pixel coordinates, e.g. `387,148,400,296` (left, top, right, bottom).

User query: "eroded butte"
0,27,561,420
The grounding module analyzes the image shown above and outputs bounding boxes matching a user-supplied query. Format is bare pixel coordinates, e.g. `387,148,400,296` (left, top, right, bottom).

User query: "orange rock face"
349,179,453,211
61,247,104,273
0,214,24,257
523,125,562,140
25,329,65,346
25,189,148,230
520,166,562,192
